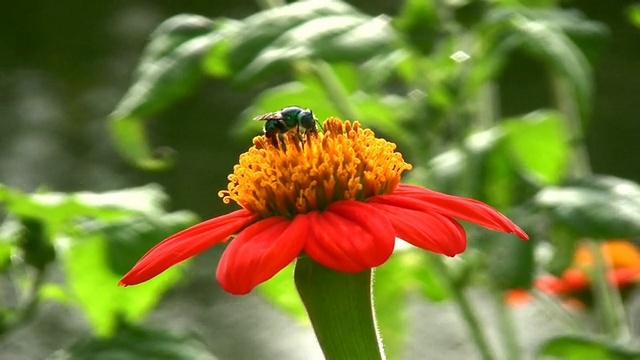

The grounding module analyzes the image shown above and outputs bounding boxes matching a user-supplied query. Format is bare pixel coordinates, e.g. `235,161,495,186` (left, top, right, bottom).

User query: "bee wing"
254,112,284,121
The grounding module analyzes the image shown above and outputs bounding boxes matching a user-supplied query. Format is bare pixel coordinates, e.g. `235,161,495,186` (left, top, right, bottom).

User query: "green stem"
586,240,630,339
310,61,359,120
294,256,384,360
531,290,582,331
552,75,630,340
431,256,494,360
492,290,520,360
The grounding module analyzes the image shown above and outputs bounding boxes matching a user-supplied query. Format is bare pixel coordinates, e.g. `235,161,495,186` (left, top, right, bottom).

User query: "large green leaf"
109,15,235,169
501,111,570,185
225,1,398,82
64,232,180,336
534,176,640,239
485,8,601,119
539,335,640,360
0,184,197,335
49,323,218,360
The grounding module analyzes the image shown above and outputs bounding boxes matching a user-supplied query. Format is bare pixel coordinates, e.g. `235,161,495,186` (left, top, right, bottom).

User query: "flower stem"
431,256,494,360
586,240,630,340
552,75,631,340
492,290,521,360
294,256,384,360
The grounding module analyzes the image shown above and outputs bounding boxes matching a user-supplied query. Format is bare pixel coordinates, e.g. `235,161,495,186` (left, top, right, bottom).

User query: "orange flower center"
219,117,412,218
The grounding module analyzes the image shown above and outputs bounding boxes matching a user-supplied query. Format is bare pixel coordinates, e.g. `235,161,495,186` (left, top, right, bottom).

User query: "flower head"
120,118,528,294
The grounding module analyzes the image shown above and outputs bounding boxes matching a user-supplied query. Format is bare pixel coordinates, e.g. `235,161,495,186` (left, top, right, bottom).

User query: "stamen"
219,118,412,218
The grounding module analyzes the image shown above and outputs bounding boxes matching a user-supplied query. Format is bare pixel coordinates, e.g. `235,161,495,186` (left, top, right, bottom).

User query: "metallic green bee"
254,106,319,143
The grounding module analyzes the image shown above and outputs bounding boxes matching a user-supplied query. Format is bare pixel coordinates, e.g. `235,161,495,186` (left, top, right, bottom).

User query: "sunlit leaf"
226,0,359,76
64,233,181,336
540,335,640,360
49,322,218,360
0,184,170,229
0,184,194,334
227,2,398,82
501,111,570,185
629,5,640,29
534,176,640,239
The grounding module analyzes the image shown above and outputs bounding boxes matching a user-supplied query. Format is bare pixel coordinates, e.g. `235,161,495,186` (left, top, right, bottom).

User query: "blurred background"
1,0,640,359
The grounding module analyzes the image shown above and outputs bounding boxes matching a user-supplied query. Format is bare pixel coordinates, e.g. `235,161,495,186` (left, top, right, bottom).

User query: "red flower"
120,118,528,295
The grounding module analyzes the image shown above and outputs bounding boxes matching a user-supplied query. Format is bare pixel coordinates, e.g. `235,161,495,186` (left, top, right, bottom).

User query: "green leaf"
0,184,170,229
0,184,194,334
485,9,597,118
534,176,640,239
501,111,570,185
539,335,640,360
226,0,359,74
629,5,640,29
227,2,398,82
49,322,218,360
109,15,230,169
64,232,181,336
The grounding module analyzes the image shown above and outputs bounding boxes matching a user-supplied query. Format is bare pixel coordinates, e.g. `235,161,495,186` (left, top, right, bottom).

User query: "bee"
254,106,319,143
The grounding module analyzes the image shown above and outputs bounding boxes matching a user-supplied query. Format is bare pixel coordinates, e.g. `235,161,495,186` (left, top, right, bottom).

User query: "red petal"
119,209,256,286
217,216,307,295
370,202,466,256
608,268,640,287
371,184,528,240
304,201,395,273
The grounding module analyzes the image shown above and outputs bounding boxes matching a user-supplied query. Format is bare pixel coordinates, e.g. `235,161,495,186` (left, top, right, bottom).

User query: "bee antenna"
315,119,324,132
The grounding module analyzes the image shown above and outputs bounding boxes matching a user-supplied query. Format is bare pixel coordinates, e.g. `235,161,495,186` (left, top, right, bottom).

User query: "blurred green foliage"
3,0,640,359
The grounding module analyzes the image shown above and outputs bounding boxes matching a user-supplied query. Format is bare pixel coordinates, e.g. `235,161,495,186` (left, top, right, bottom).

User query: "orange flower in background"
119,118,528,295
536,240,640,296
508,240,640,306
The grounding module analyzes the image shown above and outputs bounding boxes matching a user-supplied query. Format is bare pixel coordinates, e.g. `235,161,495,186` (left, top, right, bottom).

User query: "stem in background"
431,256,495,360
552,75,630,340
531,290,583,331
492,290,520,360
586,241,630,340
294,256,385,360
309,61,359,121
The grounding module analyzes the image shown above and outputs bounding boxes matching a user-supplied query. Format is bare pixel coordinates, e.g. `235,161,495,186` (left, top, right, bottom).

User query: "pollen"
219,118,413,218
